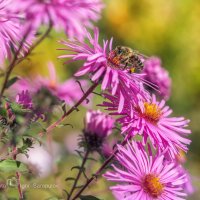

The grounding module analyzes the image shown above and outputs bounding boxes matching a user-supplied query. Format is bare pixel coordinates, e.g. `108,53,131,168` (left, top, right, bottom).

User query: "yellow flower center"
140,102,162,124
143,174,164,198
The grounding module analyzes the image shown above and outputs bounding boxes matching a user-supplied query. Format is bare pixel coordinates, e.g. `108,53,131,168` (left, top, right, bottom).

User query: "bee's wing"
131,49,149,59
137,52,149,59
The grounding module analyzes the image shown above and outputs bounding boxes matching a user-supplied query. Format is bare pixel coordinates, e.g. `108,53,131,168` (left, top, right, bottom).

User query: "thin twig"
13,147,23,200
16,171,23,200
39,82,98,137
0,23,52,99
76,80,89,104
68,150,89,200
16,23,53,66
0,26,31,99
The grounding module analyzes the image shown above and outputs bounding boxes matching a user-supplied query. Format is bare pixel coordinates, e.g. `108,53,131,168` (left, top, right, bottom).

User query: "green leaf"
10,102,30,114
65,177,75,182
56,123,73,128
71,166,85,172
25,121,45,137
0,160,28,172
5,77,19,89
0,107,7,117
80,195,101,200
17,137,34,154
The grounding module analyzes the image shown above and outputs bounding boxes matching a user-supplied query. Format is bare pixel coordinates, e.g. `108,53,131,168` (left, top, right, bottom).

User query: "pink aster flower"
102,138,118,158
0,0,32,64
174,151,194,195
15,90,33,110
178,166,194,195
10,0,104,40
102,94,191,159
80,110,115,151
15,90,45,121
104,141,187,200
143,57,171,100
59,28,151,112
11,62,89,106
184,173,194,195
112,191,124,200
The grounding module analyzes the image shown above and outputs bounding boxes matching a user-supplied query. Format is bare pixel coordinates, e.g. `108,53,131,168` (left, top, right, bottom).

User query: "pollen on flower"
107,51,121,68
141,102,162,123
143,174,164,198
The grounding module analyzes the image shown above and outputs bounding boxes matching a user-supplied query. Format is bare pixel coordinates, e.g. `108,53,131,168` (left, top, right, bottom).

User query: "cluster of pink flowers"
59,28,150,112
59,27,193,199
0,0,32,64
0,0,104,65
12,63,89,106
0,0,194,199
8,0,104,40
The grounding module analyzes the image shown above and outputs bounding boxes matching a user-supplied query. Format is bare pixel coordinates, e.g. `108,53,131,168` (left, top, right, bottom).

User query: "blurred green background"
6,0,200,199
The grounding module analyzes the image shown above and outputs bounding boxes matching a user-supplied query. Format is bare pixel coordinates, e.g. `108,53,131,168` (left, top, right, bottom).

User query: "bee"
108,46,145,73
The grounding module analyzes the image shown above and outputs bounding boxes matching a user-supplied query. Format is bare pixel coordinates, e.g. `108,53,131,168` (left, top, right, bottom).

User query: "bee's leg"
121,58,129,69
121,57,129,63
123,63,128,70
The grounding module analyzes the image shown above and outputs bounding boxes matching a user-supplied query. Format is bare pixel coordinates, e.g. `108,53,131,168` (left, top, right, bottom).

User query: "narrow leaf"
80,195,101,200
65,177,75,182
0,160,28,172
71,166,85,172
6,77,19,89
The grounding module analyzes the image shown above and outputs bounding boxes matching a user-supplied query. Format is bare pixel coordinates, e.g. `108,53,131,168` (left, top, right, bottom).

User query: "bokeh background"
6,0,200,199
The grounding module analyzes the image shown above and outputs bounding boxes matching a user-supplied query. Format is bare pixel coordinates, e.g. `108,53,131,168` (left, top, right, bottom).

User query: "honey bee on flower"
59,28,151,112
108,46,147,73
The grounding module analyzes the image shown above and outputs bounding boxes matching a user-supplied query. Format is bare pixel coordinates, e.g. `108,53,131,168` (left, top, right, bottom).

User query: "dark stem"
68,150,90,200
0,24,52,99
71,136,129,200
0,27,31,99
39,82,99,136
13,147,23,200
16,23,53,66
